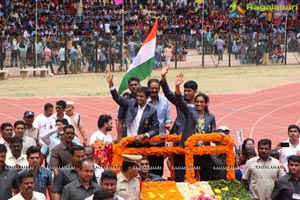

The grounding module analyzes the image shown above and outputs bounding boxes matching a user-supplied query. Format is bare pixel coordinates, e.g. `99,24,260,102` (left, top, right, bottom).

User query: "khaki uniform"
116,173,141,200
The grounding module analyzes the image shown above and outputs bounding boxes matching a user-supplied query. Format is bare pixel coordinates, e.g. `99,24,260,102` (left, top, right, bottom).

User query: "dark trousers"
148,142,165,177
57,60,67,74
173,154,213,182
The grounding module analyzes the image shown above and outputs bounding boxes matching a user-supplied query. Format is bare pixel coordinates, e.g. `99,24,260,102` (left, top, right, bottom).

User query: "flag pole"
35,0,38,68
284,11,288,65
121,2,124,71
201,1,204,67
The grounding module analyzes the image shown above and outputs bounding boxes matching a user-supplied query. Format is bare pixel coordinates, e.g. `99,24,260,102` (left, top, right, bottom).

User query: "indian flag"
118,18,158,94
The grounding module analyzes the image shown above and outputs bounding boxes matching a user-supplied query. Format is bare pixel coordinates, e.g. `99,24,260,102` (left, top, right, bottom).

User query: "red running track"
1,82,300,147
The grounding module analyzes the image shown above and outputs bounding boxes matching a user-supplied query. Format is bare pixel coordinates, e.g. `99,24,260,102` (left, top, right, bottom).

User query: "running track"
1,82,300,147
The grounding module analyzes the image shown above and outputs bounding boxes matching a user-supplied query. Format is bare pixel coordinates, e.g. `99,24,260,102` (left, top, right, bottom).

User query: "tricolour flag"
118,18,158,94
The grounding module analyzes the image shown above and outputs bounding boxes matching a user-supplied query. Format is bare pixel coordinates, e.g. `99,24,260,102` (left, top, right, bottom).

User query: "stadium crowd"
1,0,300,199
0,0,299,72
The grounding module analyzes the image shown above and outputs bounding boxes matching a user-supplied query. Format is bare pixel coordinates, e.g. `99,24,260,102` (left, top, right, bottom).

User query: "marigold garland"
142,181,185,200
111,133,235,182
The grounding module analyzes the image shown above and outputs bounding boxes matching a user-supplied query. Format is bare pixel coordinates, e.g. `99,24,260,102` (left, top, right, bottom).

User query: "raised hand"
161,65,168,79
175,73,184,87
105,68,114,87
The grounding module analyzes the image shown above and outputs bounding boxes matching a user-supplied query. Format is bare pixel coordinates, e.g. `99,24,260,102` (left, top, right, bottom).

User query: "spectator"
213,35,225,61
90,114,113,145
61,159,101,200
13,120,36,155
52,145,93,200
85,170,124,200
275,124,300,172
6,136,29,171
0,144,19,200
84,145,104,184
0,122,13,150
49,125,79,175
33,103,54,145
242,139,285,200
20,146,53,197
9,171,46,200
271,155,300,200
138,156,163,182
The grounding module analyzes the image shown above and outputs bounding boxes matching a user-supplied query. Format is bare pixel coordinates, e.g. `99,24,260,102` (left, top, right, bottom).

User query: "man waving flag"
118,18,158,94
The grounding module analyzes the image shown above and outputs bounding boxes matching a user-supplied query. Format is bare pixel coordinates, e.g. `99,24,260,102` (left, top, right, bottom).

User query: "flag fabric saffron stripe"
118,18,158,94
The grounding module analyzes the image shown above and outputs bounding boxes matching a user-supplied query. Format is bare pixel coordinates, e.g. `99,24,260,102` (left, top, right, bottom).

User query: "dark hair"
258,139,271,148
242,138,255,153
127,77,140,85
93,189,114,200
63,124,75,133
195,93,209,113
141,156,149,161
0,122,13,131
136,86,150,97
26,146,40,158
13,120,26,129
270,150,280,160
9,136,23,144
44,103,54,110
101,170,117,182
147,79,160,88
184,80,198,90
84,145,94,155
56,118,69,125
288,124,300,132
0,144,7,153
18,171,34,184
240,147,257,165
98,115,112,129
78,158,93,169
288,155,300,164
56,100,67,109
122,161,138,172
71,145,84,156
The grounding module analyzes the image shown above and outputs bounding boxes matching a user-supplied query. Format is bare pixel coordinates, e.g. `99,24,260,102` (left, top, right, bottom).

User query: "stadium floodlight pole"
201,1,204,68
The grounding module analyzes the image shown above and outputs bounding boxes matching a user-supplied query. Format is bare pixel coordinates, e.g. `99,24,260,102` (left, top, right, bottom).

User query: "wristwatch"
143,133,148,139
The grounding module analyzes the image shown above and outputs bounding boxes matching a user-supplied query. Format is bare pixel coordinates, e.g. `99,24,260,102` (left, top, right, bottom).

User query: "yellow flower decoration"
214,188,221,194
217,195,222,200
222,186,229,192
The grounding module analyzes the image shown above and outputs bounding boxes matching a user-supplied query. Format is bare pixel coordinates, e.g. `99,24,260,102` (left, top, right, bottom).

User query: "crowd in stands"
1,0,300,72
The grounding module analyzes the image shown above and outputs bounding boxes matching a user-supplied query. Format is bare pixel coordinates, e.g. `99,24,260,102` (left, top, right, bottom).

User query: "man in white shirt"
9,171,46,200
90,114,113,145
33,103,55,144
13,120,36,155
6,136,29,171
49,100,72,128
0,122,13,150
276,124,300,171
